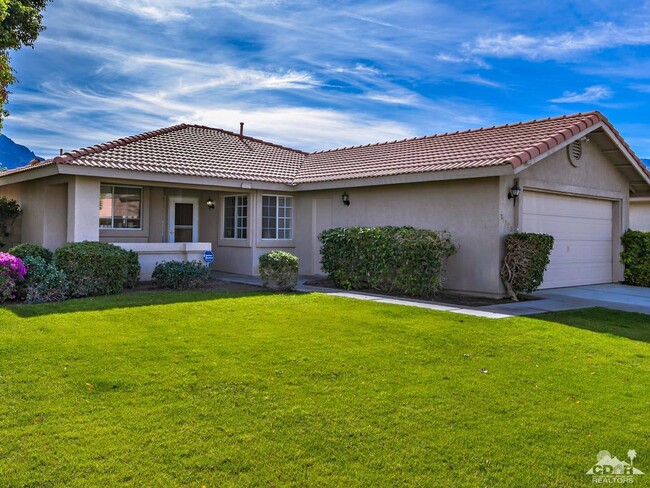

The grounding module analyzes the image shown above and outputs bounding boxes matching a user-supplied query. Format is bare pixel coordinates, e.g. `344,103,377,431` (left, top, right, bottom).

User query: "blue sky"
5,0,650,158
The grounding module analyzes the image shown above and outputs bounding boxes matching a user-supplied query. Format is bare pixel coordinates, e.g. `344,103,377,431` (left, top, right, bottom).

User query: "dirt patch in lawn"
303,279,535,307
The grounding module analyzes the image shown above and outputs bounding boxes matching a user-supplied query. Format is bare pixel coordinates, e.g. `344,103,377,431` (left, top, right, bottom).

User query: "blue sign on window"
203,250,214,264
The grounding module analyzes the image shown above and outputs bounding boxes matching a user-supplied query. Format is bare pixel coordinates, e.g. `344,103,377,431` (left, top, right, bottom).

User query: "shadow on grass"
2,289,277,318
529,307,650,343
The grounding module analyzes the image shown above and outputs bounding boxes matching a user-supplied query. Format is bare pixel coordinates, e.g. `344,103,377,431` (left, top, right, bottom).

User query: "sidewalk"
213,272,606,319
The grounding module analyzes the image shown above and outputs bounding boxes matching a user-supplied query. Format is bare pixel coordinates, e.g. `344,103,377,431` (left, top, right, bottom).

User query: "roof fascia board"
56,165,294,191
293,165,512,191
599,125,650,186
0,164,60,186
513,122,605,175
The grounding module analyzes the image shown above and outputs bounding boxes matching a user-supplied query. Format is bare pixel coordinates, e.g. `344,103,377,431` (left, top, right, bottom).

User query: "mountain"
0,134,42,169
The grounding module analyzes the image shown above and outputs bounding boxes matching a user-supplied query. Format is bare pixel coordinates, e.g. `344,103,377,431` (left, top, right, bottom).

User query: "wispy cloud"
549,85,612,104
467,22,650,60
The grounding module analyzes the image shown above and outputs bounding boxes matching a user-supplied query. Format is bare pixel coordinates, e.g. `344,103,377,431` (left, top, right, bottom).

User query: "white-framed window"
99,184,142,229
224,195,248,239
262,195,293,240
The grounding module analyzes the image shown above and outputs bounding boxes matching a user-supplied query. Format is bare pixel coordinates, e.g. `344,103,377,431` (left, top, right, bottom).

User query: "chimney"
59,149,63,156
239,122,244,139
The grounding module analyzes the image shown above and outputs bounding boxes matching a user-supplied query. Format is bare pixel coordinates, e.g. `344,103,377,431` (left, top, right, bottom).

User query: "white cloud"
549,85,612,104
467,22,650,60
80,0,197,21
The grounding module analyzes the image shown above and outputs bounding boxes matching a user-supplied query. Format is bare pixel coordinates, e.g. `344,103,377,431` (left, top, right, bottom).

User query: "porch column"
67,176,100,242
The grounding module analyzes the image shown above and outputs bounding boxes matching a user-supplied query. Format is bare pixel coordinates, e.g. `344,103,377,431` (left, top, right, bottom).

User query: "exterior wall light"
342,192,350,206
206,197,215,210
507,181,521,206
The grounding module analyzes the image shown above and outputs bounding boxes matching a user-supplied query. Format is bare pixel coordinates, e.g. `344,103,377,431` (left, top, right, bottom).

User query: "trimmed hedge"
8,242,53,263
259,250,298,291
500,232,554,300
318,226,457,298
124,250,141,289
54,241,131,297
151,260,211,289
620,229,650,287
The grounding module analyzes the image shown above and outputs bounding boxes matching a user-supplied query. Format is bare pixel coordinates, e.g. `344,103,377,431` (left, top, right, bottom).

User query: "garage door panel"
524,215,611,239
550,241,613,263
522,192,613,289
524,192,612,218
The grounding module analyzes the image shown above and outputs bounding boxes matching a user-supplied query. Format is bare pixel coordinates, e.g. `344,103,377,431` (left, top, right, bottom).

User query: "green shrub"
319,226,457,298
500,232,554,300
124,250,141,289
8,242,53,263
259,251,299,291
54,241,130,297
151,260,211,289
21,256,69,304
620,229,650,287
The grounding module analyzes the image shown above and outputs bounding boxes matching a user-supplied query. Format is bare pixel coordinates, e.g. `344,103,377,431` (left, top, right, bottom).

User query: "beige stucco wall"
630,201,650,231
293,178,503,296
516,139,631,283
0,176,72,250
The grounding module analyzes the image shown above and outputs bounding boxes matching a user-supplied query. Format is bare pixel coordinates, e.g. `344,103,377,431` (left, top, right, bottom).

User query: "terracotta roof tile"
4,111,649,185
296,111,616,183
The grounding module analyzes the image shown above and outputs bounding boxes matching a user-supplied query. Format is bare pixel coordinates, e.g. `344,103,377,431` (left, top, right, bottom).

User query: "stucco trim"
294,165,513,191
521,179,625,201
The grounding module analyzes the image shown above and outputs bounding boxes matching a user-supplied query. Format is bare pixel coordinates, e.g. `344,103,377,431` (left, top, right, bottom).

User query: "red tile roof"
296,111,612,183
5,124,306,184
3,111,649,185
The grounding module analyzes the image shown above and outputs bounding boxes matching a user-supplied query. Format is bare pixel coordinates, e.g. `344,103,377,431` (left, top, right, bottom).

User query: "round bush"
54,241,130,297
151,260,210,289
0,252,27,302
258,251,299,291
21,256,69,304
8,242,53,263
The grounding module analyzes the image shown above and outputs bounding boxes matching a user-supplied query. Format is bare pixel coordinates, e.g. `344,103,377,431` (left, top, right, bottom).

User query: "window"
99,185,142,229
224,195,248,239
262,195,292,239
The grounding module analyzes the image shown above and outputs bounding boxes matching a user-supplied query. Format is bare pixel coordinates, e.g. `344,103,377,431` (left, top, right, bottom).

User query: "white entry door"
521,191,613,289
168,197,199,243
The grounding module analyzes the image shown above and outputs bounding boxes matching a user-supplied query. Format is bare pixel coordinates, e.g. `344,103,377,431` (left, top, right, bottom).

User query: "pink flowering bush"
0,252,27,302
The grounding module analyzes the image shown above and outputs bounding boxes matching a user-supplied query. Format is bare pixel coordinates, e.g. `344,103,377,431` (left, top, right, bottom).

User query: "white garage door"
521,192,613,289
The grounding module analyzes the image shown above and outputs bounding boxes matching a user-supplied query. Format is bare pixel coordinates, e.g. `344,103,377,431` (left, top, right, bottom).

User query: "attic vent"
567,140,583,167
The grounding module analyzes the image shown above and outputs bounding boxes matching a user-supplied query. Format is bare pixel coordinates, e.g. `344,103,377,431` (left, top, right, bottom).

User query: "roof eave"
293,165,512,191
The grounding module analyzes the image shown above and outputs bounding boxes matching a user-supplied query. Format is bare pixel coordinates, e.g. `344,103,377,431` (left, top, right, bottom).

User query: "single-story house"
1,110,649,297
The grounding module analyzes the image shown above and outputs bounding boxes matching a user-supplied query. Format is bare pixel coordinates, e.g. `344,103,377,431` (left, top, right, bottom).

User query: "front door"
168,197,198,243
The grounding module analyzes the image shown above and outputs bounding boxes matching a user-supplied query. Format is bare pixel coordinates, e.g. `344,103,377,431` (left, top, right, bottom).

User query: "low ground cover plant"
500,232,554,300
151,260,211,289
620,229,650,287
258,250,298,291
319,226,457,298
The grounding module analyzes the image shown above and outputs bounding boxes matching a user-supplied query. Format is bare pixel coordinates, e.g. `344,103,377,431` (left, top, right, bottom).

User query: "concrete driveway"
482,284,650,316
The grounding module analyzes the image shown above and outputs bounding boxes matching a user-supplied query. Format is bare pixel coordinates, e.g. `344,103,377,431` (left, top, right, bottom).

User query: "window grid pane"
99,185,141,229
224,195,248,239
262,195,292,240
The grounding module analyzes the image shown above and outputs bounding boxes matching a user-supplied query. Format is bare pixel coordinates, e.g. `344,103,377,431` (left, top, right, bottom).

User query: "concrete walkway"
213,272,650,319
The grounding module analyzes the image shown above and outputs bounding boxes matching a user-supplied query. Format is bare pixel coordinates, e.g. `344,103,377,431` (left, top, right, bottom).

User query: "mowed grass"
0,292,648,487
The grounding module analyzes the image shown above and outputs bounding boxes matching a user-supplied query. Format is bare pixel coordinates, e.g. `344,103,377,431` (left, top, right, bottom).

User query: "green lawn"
0,291,648,487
